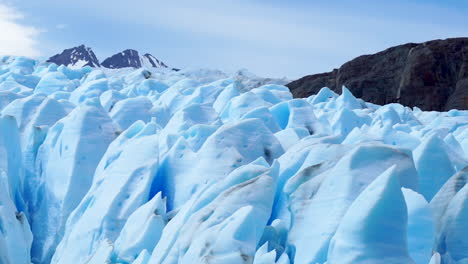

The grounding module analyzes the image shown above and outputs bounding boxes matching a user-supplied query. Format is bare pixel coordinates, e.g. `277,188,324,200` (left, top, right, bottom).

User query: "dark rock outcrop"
287,38,468,111
47,45,100,68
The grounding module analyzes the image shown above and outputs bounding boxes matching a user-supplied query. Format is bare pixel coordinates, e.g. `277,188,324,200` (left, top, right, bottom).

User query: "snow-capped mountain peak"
141,53,168,68
101,49,141,69
47,45,100,68
101,49,168,69
47,46,169,70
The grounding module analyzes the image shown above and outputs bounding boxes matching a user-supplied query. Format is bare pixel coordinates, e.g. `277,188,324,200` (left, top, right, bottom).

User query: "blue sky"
1,0,468,78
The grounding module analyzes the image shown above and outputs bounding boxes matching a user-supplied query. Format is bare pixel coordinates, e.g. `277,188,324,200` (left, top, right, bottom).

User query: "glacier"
0,55,467,264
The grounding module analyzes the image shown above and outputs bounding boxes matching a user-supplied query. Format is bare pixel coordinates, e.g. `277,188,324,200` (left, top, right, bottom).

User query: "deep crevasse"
0,56,467,264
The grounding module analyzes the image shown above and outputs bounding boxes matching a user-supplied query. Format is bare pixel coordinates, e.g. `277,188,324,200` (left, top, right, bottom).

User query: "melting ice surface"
0,55,467,264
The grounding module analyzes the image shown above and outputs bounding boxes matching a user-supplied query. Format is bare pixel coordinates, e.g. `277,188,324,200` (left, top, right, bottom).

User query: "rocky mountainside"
287,38,468,111
140,53,168,68
100,49,168,69
46,45,101,68
101,49,142,68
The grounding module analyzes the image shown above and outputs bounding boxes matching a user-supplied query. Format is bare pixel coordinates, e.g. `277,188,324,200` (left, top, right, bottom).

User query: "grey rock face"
287,38,468,111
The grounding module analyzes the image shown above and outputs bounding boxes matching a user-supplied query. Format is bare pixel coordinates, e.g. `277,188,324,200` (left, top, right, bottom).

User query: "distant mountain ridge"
47,45,169,70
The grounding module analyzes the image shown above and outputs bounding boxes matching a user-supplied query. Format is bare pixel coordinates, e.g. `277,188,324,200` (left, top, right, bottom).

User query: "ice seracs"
0,171,32,264
30,99,118,263
431,168,468,264
327,166,415,264
413,133,456,201
113,192,167,263
52,121,158,264
287,144,418,264
435,184,468,264
148,159,278,264
402,188,435,264
0,55,467,264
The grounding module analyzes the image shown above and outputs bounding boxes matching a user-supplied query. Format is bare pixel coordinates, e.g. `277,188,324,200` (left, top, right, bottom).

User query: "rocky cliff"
287,38,468,111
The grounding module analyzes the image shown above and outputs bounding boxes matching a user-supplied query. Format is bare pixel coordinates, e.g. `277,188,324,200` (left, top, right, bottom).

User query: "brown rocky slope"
287,38,468,111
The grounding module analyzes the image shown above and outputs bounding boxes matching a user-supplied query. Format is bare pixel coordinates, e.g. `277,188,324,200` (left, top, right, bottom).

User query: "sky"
1,0,468,79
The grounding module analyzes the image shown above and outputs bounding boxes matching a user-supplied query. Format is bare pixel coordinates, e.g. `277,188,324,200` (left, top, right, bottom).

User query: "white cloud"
0,3,41,57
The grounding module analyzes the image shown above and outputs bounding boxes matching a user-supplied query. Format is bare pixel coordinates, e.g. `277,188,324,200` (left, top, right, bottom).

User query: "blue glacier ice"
402,188,435,264
31,99,118,263
113,192,167,263
327,166,414,264
0,57,466,264
52,121,158,263
413,134,457,201
0,170,32,264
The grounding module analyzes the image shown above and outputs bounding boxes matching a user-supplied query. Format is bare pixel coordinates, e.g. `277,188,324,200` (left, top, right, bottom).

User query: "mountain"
47,45,100,68
47,46,170,70
287,38,468,111
141,53,168,68
101,49,168,69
